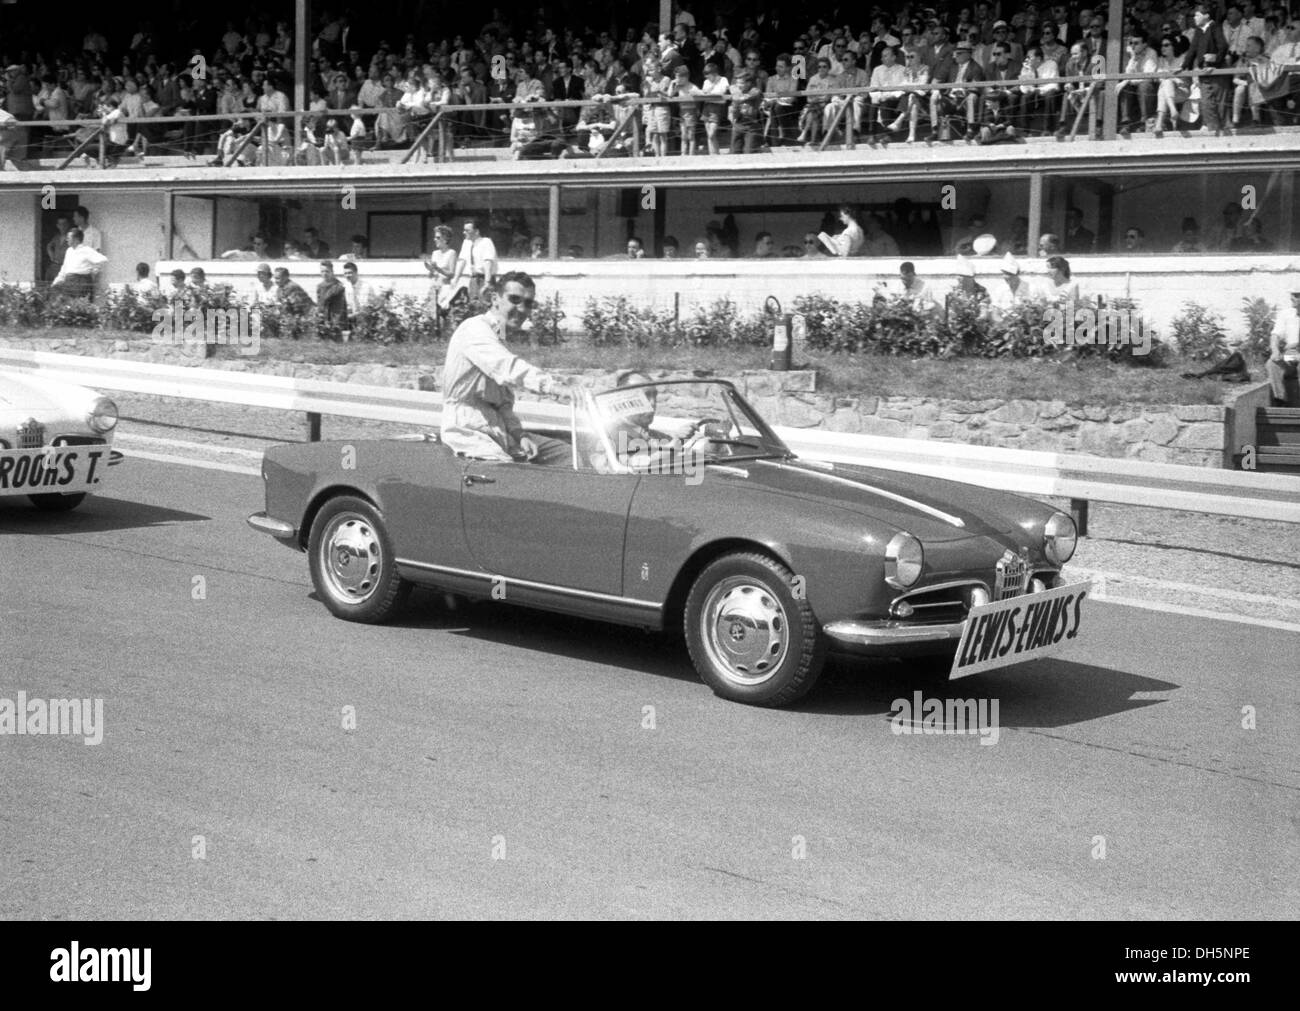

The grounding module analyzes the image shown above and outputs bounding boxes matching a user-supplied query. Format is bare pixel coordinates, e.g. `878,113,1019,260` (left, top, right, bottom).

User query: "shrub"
43,295,100,329
525,292,566,346
100,288,166,333
1170,301,1228,360
791,293,843,350
0,284,48,327
1240,297,1276,361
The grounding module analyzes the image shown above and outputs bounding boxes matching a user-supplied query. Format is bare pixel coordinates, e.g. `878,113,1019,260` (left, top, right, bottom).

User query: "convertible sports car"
248,379,1082,707
0,370,121,512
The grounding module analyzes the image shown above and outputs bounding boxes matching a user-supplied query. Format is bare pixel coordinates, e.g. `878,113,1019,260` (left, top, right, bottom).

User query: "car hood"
730,457,1046,543
0,372,99,416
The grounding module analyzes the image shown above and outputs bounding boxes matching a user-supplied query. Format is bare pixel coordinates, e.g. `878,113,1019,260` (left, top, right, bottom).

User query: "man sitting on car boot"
441,271,571,464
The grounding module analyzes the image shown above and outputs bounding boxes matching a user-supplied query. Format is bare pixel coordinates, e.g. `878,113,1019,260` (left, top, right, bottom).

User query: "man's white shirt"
54,244,107,283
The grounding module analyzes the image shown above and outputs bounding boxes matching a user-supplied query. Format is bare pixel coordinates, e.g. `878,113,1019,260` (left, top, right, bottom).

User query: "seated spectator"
898,261,937,310
1229,217,1272,251
825,48,869,142
748,231,776,258
953,213,989,255
991,254,1041,320
818,204,866,256
248,263,277,305
213,117,255,166
1232,36,1271,127
1056,41,1105,137
951,258,992,320
802,232,829,257
274,267,313,315
375,73,406,146
187,266,210,297
1172,217,1207,252
164,268,188,304
1044,255,1079,302
130,262,156,296
1117,35,1159,134
1063,207,1096,253
661,236,679,258
798,57,835,144
692,238,710,259
898,47,933,142
861,213,902,256
1152,33,1191,136
0,106,18,169
1018,46,1061,134
763,53,800,145
1038,232,1064,256
346,106,372,163
340,260,373,331
932,39,986,141
868,46,907,140
1209,201,1248,250
1122,226,1149,252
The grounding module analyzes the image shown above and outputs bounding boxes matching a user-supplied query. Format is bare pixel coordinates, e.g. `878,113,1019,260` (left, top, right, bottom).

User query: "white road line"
123,448,260,476
1091,595,1300,634
115,433,265,458
1068,566,1300,608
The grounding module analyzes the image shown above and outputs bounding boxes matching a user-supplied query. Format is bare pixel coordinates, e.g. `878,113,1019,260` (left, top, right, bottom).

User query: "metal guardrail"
3,347,1297,528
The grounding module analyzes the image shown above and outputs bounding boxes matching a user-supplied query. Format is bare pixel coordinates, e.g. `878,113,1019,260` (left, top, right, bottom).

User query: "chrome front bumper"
823,618,965,657
247,511,297,540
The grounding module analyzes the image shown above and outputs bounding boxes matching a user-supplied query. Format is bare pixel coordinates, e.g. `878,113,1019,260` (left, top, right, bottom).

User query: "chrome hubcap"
700,577,789,686
319,514,382,603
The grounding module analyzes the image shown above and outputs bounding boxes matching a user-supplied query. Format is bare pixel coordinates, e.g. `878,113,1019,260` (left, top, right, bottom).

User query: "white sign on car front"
0,446,111,497
949,581,1093,679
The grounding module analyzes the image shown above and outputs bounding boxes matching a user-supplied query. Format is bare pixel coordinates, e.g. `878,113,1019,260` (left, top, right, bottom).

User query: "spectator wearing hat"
991,253,1041,321
932,37,987,140
989,21,1024,63
1266,290,1300,405
950,257,992,321
248,263,278,305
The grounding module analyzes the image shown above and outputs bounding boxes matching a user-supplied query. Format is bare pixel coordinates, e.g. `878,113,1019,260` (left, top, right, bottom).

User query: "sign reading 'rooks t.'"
949,581,1092,679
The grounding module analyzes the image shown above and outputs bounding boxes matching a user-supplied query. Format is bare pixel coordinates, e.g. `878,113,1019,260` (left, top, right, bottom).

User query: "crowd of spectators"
3,2,1299,167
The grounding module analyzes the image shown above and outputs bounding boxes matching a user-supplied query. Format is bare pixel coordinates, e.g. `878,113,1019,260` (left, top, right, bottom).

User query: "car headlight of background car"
1043,511,1077,565
884,531,924,589
87,396,118,434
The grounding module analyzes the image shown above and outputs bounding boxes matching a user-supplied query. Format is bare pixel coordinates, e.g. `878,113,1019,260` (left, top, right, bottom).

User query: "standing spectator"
1063,208,1095,253
450,218,497,304
1266,290,1300,405
698,60,729,154
666,63,702,154
45,216,72,280
52,227,107,299
258,77,291,164
552,58,585,139
1186,3,1230,134
641,57,672,157
728,67,763,153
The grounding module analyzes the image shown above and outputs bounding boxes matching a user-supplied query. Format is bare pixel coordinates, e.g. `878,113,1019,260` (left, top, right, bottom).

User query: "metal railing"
6,63,1293,171
2,347,1297,530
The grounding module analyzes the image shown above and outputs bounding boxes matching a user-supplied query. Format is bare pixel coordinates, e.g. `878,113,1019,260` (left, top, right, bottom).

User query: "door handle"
464,473,496,486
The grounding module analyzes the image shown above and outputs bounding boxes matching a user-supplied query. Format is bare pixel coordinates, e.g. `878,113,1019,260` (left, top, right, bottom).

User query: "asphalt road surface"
1,458,1296,919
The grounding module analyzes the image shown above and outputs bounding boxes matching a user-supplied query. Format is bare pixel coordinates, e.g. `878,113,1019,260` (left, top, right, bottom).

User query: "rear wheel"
684,552,826,707
28,493,87,512
307,495,410,622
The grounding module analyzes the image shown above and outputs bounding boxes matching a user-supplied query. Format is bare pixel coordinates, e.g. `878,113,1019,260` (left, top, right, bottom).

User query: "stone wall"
1,336,1229,467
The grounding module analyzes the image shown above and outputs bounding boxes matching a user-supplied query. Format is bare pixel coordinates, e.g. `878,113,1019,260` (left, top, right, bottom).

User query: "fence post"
307,412,322,442
1070,498,1089,537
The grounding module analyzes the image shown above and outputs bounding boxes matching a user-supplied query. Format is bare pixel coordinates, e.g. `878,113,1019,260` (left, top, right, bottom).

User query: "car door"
460,457,639,596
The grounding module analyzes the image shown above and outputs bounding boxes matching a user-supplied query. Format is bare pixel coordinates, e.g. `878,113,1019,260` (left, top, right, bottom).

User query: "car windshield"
574,380,790,474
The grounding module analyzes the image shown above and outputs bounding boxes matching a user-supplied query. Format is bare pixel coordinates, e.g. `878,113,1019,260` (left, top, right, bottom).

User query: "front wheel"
684,552,826,707
307,495,410,622
28,493,87,512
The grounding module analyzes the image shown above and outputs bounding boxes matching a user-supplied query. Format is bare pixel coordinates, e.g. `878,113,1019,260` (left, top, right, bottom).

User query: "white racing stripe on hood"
758,460,966,528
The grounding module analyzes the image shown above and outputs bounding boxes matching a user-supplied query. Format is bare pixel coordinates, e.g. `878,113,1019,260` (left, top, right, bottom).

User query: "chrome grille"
16,418,46,449
994,549,1030,600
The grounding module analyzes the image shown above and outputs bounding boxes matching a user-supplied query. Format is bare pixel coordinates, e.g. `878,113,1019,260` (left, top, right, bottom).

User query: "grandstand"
0,1,1297,302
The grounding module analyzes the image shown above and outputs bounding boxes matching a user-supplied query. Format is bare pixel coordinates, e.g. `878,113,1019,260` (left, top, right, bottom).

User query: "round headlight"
884,531,924,589
88,396,118,434
1044,511,1077,565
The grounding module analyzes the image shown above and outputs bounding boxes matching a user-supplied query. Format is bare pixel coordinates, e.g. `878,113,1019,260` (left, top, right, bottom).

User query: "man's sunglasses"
504,293,536,308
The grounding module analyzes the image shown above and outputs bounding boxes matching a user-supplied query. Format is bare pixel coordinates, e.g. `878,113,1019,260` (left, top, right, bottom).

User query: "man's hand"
517,434,540,461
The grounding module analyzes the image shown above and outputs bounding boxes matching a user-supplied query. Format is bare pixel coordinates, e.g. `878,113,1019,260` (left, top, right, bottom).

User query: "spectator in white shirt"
869,45,907,138
898,261,937,311
257,79,291,161
0,107,19,169
52,227,107,299
1118,35,1159,132
450,218,498,303
130,262,156,296
1266,291,1300,405
341,260,373,320
991,254,1041,322
247,263,278,305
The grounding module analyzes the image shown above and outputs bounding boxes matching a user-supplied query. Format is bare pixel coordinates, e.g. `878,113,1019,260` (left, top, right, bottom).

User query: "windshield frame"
575,379,792,475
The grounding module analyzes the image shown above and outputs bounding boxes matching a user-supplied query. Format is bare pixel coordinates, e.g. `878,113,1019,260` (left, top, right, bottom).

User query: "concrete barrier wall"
155,255,1300,345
